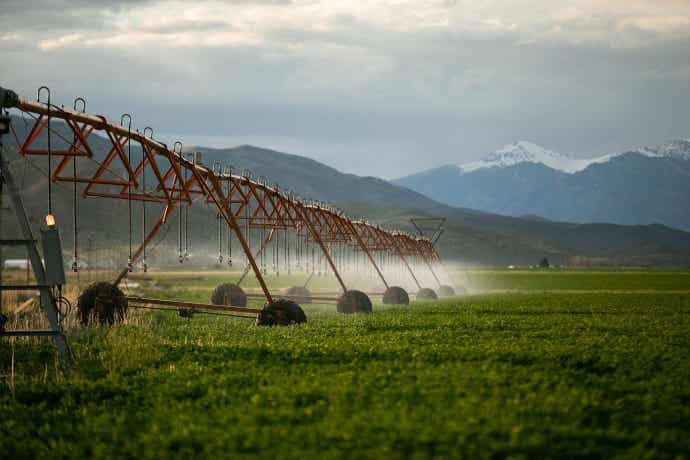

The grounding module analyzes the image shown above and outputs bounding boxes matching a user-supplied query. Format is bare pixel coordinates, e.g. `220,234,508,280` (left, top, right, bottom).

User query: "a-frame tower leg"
0,123,68,364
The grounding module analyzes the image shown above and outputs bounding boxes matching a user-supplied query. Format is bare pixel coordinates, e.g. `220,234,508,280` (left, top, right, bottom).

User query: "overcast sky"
2,0,690,178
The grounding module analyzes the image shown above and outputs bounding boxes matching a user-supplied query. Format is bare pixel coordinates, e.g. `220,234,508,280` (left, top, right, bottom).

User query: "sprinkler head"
127,259,133,272
142,260,148,273
71,259,79,272
218,255,223,263
227,258,232,266
179,255,184,264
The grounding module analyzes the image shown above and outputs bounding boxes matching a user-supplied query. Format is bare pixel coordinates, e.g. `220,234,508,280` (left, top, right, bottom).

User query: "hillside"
3,115,690,267
195,145,443,211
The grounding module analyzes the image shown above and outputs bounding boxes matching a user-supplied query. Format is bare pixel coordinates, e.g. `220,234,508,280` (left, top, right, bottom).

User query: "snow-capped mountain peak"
636,139,690,160
459,139,690,174
460,141,597,174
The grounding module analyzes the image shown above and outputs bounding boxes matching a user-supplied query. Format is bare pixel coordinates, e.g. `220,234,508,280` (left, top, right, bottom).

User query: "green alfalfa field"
1,269,689,459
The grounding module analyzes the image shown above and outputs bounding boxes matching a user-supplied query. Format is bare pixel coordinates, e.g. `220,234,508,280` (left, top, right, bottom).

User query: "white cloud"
19,0,690,53
38,33,83,51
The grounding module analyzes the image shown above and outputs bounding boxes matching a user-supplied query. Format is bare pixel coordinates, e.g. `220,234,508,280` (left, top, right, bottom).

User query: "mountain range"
394,140,690,231
4,115,690,267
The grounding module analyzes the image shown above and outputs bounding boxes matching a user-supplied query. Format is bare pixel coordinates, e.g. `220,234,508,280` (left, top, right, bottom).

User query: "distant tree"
539,257,550,268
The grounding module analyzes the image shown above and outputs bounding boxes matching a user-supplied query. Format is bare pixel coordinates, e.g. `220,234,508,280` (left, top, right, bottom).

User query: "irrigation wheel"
382,286,410,305
77,281,128,325
285,286,312,304
416,288,438,301
256,299,307,326
437,285,456,297
211,283,247,307
337,290,372,314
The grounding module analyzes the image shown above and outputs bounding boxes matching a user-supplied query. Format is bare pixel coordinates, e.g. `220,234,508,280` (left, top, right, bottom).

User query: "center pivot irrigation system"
0,85,454,348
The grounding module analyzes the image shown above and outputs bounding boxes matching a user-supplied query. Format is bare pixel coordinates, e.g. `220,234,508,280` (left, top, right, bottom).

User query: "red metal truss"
10,96,445,301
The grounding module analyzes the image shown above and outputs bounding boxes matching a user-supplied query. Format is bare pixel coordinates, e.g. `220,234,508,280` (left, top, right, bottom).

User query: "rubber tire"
211,283,247,307
285,286,312,304
416,288,438,301
337,290,372,314
382,286,410,305
256,299,307,326
438,285,455,297
77,281,127,325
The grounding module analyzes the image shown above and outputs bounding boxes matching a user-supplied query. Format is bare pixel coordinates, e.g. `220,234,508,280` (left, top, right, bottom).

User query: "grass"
464,269,690,292
1,270,689,459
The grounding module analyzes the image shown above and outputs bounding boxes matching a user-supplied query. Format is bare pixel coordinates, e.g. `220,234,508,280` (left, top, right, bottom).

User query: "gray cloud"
137,18,231,34
0,0,144,33
2,1,690,178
